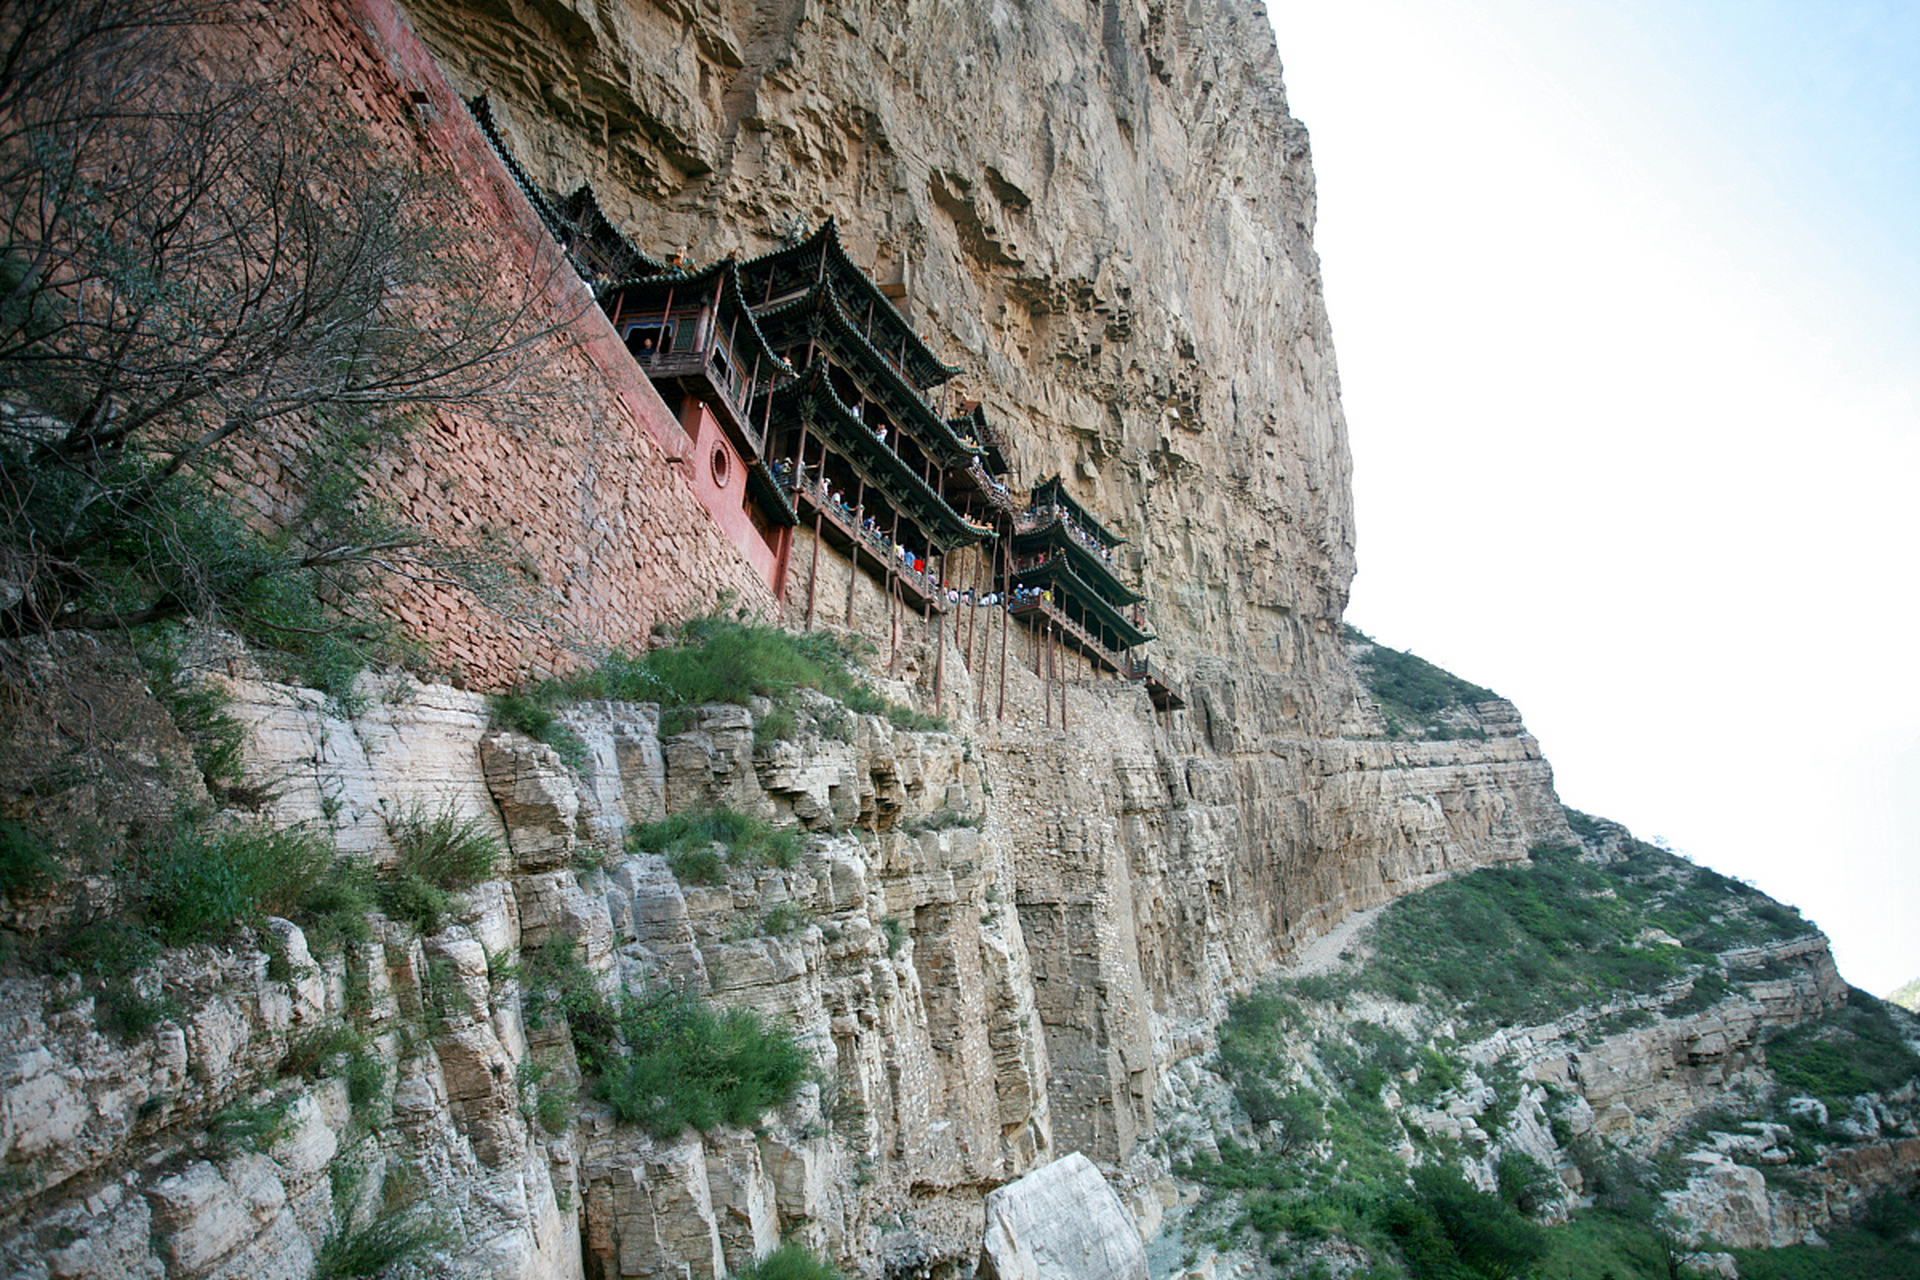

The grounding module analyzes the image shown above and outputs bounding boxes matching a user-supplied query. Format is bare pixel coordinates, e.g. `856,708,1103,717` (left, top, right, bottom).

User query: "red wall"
210,0,779,688
679,400,786,590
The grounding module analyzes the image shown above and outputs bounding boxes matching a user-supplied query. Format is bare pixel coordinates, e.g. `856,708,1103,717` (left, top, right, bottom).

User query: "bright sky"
1266,0,1920,996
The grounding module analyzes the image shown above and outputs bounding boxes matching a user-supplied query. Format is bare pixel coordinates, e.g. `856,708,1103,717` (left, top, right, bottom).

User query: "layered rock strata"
0,638,1565,1276
0,1,1590,1275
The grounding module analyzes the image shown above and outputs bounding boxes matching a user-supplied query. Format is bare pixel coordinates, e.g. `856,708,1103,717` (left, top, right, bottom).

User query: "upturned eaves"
772,366,994,552
754,281,982,468
738,219,960,391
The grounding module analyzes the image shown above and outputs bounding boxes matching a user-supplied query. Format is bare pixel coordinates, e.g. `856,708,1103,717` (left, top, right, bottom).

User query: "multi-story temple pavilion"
466,95,1180,716
596,261,799,589
738,223,1001,622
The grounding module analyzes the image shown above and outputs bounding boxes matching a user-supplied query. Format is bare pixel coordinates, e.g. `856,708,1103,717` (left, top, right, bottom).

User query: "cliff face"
397,0,1568,1154
405,0,1351,671
0,3,1585,1277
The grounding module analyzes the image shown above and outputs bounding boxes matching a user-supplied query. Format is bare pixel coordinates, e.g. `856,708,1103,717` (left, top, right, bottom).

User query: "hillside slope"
1158,814,1920,1278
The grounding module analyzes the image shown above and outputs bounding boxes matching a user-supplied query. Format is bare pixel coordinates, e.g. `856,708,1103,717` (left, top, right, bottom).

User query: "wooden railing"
1128,654,1186,710
634,341,765,456
1008,595,1121,673
788,481,948,613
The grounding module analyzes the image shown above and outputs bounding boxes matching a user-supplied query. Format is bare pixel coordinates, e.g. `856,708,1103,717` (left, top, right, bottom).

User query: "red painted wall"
206,0,779,688
679,400,786,589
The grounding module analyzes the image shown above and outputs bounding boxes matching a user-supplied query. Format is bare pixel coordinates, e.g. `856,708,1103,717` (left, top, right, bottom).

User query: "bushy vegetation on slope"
491,611,946,765
1358,838,1815,1029
522,936,808,1140
1168,811,1920,1279
1344,625,1497,738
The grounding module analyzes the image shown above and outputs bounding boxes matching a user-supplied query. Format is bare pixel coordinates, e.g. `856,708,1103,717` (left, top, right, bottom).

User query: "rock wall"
208,0,781,689
0,3,1591,1277
0,634,1566,1278
376,0,1575,1169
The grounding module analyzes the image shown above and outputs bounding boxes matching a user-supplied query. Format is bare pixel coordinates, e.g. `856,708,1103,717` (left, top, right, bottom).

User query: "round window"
710,444,731,488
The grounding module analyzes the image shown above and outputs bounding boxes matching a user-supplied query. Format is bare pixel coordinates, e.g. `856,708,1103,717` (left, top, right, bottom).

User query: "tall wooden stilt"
966,546,982,673
1059,626,1068,729
844,478,865,625
934,605,945,712
996,542,1010,722
803,436,825,630
888,577,901,678
804,513,823,629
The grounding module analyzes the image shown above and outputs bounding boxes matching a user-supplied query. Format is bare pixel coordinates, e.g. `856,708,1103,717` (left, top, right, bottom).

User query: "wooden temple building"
470,96,1182,720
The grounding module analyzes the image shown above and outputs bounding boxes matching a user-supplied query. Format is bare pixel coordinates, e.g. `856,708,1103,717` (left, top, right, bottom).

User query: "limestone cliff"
0,1,1608,1277
395,0,1570,1162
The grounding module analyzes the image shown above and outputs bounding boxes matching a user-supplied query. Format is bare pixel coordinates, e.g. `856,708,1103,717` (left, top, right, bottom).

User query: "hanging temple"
470,97,1183,723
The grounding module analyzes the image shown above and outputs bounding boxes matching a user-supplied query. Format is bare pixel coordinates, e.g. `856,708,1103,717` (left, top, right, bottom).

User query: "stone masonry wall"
209,0,777,690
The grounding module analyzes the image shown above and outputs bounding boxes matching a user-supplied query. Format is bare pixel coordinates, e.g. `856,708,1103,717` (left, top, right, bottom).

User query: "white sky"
1266,0,1920,996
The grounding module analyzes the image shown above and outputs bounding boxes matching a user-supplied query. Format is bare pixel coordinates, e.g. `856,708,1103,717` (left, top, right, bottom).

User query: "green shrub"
389,806,501,889
51,917,161,979
281,1024,366,1079
1349,840,1793,1030
376,870,448,933
0,820,58,896
1383,1165,1548,1279
908,808,980,833
1763,990,1920,1104
1345,625,1497,734
488,693,589,772
519,1062,576,1135
753,705,798,749
665,847,726,886
205,1093,295,1156
97,985,180,1040
600,987,809,1138
1496,1150,1560,1216
760,902,811,936
1732,1217,1920,1280
372,806,500,933
628,807,803,885
138,822,335,946
734,1243,845,1280
291,860,377,955
137,635,248,791
311,1205,448,1280
523,938,808,1140
499,614,946,750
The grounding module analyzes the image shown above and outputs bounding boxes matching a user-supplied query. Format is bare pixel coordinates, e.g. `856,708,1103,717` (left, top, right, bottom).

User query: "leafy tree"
0,0,571,671
1384,1165,1549,1280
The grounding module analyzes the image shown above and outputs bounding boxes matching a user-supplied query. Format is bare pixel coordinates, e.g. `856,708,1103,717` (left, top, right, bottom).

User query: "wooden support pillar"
965,545,982,673
804,510,823,630
1059,626,1068,729
888,574,901,678
886,508,903,675
804,435,826,630
844,478,865,625
996,539,1011,723
921,545,936,629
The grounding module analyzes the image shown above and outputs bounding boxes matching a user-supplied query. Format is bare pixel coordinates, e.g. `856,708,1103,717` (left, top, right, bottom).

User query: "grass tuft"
522,937,808,1140
628,807,803,886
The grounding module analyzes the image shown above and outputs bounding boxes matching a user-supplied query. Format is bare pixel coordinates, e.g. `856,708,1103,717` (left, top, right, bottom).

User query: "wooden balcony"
634,341,765,458
1128,654,1186,712
1008,594,1122,674
790,481,949,613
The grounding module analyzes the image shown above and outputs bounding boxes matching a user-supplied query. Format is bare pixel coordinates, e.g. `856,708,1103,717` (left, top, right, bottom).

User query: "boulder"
980,1152,1147,1280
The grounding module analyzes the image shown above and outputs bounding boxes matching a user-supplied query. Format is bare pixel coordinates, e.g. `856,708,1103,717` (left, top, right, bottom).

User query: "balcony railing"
1128,654,1186,711
1013,503,1119,563
784,474,949,613
1008,594,1122,673
632,338,765,457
